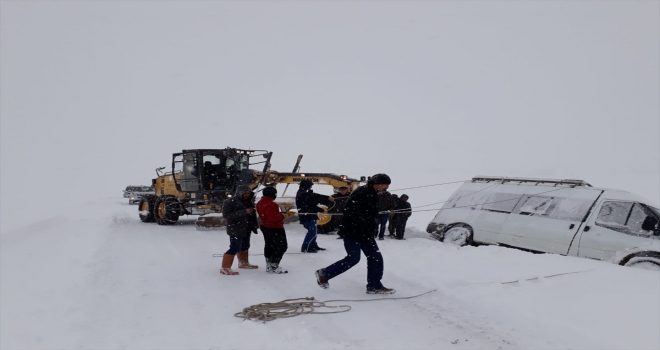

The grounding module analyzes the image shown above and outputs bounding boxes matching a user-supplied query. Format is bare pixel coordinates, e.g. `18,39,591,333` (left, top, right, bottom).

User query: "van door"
578,201,660,260
499,187,601,254
474,186,527,244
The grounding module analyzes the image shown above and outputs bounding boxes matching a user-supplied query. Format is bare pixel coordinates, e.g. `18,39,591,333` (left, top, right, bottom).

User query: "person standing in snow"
256,186,289,274
387,193,399,237
220,185,259,275
315,173,396,294
331,186,351,238
393,194,412,240
374,189,396,240
296,179,334,253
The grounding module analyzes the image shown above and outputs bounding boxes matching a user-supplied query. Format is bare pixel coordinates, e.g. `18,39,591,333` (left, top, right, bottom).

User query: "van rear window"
453,190,492,209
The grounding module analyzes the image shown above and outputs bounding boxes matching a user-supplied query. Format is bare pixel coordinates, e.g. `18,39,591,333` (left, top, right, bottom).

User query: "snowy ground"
1,197,658,350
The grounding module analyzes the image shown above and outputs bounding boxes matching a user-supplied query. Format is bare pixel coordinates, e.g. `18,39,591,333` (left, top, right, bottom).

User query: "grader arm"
257,171,363,191
196,171,364,230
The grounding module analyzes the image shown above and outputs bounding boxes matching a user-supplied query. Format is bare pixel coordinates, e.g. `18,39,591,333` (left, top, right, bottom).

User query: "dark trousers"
301,220,319,251
375,213,389,238
226,234,251,255
388,215,395,235
260,226,288,264
395,217,408,239
321,237,384,291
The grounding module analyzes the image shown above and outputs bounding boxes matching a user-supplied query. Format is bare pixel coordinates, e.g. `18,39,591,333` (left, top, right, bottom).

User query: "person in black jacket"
330,186,351,238
220,185,259,275
375,190,396,240
314,174,396,295
393,194,412,240
387,194,399,237
296,179,334,252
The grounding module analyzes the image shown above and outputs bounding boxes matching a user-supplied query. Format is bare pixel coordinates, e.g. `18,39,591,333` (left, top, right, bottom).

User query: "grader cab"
138,148,364,230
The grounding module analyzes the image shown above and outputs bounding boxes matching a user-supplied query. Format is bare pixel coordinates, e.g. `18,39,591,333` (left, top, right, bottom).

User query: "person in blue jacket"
296,179,334,253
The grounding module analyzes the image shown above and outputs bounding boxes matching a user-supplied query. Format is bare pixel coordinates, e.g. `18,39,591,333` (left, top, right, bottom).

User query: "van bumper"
427,223,446,240
426,222,445,233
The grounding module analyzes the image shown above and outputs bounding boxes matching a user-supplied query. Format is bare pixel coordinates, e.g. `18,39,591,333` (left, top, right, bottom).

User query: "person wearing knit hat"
314,173,396,295
325,186,351,237
295,179,335,253
392,194,412,240
256,186,290,274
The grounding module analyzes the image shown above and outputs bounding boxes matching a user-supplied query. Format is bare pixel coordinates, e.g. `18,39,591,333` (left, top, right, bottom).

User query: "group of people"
218,173,412,295
375,190,412,240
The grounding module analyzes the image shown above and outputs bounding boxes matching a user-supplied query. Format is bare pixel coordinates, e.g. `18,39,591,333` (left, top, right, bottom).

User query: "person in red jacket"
256,186,289,274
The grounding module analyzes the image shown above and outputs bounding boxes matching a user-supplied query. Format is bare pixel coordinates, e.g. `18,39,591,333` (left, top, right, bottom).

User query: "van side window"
453,190,492,209
549,197,594,222
595,201,657,238
596,201,632,227
482,193,522,213
513,195,593,222
517,195,554,216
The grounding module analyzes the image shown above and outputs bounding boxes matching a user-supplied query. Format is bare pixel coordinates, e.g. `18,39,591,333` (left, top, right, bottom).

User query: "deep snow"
1,197,658,350
2,1,659,349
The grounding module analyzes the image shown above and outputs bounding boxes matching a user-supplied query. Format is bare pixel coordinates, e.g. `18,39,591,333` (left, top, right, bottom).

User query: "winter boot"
220,254,239,275
237,250,258,269
315,269,329,289
367,287,396,295
267,262,288,274
265,257,272,272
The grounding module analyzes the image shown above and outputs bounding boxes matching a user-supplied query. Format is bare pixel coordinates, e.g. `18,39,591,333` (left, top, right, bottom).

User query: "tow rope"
234,289,437,322
297,184,570,216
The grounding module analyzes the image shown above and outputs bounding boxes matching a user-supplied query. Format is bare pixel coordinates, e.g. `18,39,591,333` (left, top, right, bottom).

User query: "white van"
427,176,660,269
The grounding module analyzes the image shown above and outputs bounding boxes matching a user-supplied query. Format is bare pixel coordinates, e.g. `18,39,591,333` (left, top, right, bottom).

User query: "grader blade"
196,214,227,230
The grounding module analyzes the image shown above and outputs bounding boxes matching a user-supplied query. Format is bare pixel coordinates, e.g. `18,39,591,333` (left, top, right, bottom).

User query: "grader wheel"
317,205,332,226
138,196,156,223
155,195,181,226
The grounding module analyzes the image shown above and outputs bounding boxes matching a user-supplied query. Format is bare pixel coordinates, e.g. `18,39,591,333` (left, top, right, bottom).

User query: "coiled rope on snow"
234,289,437,322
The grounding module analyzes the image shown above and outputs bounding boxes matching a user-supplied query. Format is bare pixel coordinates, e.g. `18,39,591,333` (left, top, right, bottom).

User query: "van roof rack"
472,176,592,187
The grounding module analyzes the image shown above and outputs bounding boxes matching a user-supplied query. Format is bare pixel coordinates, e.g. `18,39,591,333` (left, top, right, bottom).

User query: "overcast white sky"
1,1,659,232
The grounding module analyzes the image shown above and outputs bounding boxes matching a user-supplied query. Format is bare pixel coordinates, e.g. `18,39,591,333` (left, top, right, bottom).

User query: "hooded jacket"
337,180,380,241
222,185,258,237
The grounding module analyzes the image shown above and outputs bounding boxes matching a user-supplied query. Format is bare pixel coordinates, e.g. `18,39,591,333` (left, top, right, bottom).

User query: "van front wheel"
442,225,473,246
623,252,660,271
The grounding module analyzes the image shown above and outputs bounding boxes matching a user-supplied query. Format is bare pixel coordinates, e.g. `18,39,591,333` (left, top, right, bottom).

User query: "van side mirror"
641,216,659,234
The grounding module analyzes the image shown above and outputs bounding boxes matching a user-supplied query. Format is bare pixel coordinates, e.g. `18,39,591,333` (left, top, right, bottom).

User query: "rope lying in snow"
234,289,437,322
499,269,593,284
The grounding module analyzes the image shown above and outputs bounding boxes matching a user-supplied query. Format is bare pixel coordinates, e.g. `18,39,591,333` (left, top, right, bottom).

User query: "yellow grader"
138,148,364,230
